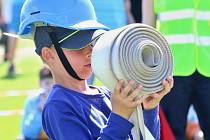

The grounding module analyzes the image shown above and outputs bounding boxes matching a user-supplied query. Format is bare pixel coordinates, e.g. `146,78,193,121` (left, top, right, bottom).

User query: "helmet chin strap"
48,32,84,81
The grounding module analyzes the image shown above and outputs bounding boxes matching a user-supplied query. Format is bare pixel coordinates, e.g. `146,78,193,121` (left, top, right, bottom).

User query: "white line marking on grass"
0,89,41,116
0,89,41,97
0,109,23,116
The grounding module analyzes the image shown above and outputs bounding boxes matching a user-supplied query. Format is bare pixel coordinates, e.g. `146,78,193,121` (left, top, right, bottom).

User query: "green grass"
0,95,27,110
0,40,43,91
0,115,22,140
0,60,41,91
0,95,27,139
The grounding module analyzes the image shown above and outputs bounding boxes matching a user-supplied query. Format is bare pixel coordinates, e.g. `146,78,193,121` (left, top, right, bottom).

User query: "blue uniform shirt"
42,84,160,140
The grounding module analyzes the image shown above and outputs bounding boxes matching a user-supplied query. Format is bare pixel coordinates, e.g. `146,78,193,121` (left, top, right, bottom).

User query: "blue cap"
34,26,106,55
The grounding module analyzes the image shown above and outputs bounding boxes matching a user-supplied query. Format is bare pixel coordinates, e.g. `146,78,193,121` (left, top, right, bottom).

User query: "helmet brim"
54,28,107,50
18,18,110,39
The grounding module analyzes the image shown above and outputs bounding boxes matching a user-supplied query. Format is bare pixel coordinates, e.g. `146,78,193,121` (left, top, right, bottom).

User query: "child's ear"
41,47,55,62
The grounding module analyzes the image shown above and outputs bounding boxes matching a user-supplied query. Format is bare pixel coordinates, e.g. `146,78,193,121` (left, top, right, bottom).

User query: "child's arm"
43,101,134,140
42,77,173,140
143,76,173,139
42,80,145,140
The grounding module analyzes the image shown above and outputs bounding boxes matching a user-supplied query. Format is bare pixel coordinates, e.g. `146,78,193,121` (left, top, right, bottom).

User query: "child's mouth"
84,64,91,68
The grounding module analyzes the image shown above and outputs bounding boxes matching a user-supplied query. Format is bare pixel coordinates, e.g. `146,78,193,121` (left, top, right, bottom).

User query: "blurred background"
0,0,208,140
0,0,52,139
0,39,42,139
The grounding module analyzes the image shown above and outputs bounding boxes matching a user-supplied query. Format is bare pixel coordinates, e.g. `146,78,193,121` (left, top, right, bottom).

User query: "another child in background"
21,66,53,140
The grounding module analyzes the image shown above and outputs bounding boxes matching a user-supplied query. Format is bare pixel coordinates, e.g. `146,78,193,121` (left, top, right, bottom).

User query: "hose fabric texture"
92,23,173,140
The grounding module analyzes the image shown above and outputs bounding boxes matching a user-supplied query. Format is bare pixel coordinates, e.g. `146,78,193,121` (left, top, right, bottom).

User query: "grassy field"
0,115,22,140
0,40,43,91
0,40,43,140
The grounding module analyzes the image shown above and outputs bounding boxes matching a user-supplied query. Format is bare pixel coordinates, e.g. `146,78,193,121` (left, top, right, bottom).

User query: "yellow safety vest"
154,0,210,77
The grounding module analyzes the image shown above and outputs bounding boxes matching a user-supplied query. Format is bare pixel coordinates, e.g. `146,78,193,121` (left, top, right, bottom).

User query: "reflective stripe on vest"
154,0,210,77
165,34,210,46
158,9,210,21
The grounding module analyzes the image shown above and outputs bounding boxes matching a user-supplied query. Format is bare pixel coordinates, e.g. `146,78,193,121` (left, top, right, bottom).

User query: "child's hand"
111,80,146,119
142,76,174,110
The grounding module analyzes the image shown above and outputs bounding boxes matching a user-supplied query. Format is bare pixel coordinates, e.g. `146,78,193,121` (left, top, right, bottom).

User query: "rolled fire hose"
92,23,173,140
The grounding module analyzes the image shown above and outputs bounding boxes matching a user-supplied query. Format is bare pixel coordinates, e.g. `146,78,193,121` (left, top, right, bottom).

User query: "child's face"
62,44,93,80
40,78,54,94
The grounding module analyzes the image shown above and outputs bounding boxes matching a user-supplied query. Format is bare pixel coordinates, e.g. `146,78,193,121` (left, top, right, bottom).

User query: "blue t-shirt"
42,84,160,140
22,94,42,139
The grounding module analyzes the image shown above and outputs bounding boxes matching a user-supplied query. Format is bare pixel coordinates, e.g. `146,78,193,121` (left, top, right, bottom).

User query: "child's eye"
85,42,94,48
90,44,94,48
89,38,98,48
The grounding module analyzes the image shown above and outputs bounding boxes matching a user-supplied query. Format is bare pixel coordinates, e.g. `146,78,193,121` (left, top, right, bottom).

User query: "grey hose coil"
92,23,173,95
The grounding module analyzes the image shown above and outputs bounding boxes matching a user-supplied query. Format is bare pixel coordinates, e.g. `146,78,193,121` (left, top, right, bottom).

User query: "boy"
17,0,173,139
21,66,53,139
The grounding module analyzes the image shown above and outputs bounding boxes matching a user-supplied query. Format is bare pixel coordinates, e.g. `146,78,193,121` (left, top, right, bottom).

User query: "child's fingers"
129,95,147,107
147,93,163,103
114,80,124,95
162,80,171,94
127,85,142,101
121,80,135,98
167,76,174,88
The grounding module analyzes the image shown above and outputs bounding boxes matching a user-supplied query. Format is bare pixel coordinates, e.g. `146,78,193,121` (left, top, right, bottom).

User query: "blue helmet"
18,0,109,39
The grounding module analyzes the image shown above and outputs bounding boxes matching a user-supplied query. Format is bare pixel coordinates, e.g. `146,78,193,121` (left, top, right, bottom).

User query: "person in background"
124,0,136,24
21,66,53,140
0,0,11,63
130,0,142,23
6,0,25,76
142,0,210,139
